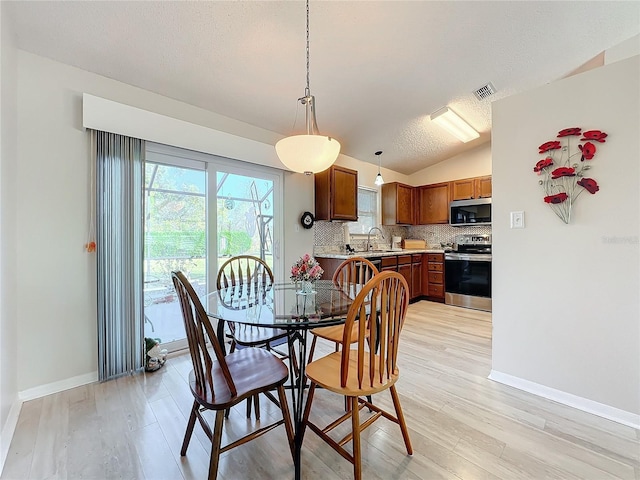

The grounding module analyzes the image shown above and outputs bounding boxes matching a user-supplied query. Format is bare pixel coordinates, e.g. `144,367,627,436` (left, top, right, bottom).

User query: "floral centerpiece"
291,253,324,293
534,127,607,224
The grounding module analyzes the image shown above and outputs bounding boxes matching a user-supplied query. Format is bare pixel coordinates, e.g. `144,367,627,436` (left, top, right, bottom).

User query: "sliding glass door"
142,144,283,352
143,159,206,351
208,159,283,283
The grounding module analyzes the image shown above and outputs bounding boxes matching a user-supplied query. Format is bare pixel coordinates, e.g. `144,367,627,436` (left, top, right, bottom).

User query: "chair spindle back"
172,271,236,397
332,257,379,299
340,271,409,389
217,255,274,299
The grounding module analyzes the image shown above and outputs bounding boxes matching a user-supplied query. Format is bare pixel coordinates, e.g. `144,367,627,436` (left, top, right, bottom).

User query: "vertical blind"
95,130,145,381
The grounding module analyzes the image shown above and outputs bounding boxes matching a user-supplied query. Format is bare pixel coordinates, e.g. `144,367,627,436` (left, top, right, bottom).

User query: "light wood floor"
2,301,639,480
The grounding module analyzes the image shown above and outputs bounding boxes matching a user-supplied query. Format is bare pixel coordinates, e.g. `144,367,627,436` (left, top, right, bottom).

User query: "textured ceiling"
6,1,640,174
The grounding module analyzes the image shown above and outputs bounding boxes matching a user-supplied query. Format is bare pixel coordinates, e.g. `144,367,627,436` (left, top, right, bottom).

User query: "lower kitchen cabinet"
315,257,344,280
411,254,422,301
317,253,443,303
397,255,412,297
422,253,445,302
380,255,397,273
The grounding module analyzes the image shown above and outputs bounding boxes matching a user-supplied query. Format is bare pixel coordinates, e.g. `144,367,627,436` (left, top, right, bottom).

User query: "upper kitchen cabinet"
475,175,492,198
451,175,492,200
314,165,358,221
382,182,414,225
417,182,450,224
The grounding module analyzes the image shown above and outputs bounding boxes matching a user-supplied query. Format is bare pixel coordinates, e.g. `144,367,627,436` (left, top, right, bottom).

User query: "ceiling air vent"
473,82,496,101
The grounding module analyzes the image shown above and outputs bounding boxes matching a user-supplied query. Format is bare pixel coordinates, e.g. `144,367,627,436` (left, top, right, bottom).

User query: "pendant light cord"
305,0,310,97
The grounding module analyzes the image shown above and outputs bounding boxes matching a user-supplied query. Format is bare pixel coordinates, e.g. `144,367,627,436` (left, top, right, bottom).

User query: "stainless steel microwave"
449,198,492,226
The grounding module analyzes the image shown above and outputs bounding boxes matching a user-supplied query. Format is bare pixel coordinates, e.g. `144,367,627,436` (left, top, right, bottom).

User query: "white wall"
491,56,639,423
410,142,492,185
0,2,19,467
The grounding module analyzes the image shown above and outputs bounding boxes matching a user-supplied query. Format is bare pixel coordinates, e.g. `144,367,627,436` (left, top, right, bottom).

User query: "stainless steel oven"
444,234,491,312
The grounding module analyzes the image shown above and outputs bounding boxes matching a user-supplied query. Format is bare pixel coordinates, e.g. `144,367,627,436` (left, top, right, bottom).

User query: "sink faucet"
366,227,385,252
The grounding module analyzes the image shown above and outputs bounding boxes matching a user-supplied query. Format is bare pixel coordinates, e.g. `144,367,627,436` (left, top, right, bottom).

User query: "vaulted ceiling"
6,1,640,174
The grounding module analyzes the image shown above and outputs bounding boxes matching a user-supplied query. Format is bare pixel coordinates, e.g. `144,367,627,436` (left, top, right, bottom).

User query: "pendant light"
374,151,385,186
275,0,340,175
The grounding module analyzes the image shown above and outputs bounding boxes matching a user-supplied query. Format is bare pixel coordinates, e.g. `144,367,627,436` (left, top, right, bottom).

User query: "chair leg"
246,397,252,418
301,382,317,439
181,400,199,456
350,396,362,480
390,385,413,455
277,384,295,460
307,335,318,363
224,407,230,419
207,410,225,480
254,394,260,420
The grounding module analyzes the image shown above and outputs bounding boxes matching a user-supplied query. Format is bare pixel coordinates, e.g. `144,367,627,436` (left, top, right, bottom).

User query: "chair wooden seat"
310,324,359,345
304,350,398,396
191,348,289,410
231,326,288,348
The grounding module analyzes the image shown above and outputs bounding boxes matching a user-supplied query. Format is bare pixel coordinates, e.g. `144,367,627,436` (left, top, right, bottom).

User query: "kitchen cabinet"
422,253,445,302
380,254,420,300
411,254,422,301
417,182,450,224
380,256,397,272
475,175,492,198
397,255,412,297
451,175,492,200
314,165,358,221
381,182,414,225
315,257,344,280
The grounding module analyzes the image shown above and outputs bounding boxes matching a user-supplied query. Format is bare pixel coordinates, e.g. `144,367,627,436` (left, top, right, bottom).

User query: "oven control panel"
455,234,491,246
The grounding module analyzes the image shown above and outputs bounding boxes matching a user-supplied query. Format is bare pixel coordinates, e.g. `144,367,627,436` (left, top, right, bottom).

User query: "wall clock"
300,211,315,229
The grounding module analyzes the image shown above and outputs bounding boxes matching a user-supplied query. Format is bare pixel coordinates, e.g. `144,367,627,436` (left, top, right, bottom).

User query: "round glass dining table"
201,279,354,480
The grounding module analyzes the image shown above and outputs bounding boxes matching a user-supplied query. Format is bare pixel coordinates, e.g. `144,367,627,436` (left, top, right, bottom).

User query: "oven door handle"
445,253,492,262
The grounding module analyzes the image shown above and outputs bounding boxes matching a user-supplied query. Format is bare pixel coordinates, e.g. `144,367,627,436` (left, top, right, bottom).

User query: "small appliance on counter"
391,236,402,251
401,239,427,250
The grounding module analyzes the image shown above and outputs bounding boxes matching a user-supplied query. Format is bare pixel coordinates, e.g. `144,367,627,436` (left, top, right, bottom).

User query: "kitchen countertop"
315,249,445,259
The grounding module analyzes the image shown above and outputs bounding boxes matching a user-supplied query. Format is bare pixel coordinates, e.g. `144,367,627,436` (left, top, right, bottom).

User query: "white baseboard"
0,399,23,474
488,370,640,429
18,371,98,402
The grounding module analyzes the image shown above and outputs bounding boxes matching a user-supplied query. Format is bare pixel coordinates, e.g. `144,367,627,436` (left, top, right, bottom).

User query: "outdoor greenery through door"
143,154,277,352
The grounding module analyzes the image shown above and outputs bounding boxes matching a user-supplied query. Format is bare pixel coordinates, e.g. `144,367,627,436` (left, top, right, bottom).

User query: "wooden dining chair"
171,271,294,480
307,257,379,363
217,255,295,418
302,271,413,480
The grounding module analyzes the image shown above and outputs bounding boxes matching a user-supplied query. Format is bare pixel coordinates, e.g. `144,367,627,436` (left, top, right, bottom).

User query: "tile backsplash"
314,221,491,254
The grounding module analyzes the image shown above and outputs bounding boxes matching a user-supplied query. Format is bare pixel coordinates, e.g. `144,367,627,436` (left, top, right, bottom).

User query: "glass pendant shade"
276,134,340,175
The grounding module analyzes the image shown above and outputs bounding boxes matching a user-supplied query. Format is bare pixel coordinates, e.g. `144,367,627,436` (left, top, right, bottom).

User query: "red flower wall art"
534,127,606,224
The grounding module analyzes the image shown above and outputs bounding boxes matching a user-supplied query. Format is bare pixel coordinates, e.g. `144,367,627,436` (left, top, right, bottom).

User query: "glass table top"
202,280,353,330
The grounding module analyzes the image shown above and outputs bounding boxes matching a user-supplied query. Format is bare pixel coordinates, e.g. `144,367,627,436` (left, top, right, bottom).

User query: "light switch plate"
510,211,525,229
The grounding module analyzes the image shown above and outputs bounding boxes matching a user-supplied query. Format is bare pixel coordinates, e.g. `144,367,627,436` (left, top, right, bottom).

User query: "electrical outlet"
510,211,525,229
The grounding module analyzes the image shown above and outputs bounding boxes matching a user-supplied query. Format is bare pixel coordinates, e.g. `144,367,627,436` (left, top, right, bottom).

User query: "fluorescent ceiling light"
430,107,479,143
